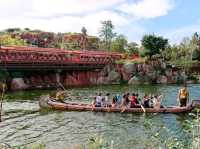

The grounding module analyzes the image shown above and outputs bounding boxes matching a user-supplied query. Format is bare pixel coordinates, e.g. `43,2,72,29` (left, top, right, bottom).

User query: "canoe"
39,95,200,113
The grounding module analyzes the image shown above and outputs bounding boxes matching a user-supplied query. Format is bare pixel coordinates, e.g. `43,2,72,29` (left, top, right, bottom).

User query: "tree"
126,42,139,55
141,34,168,58
0,35,27,46
111,34,127,52
99,20,116,50
191,32,200,60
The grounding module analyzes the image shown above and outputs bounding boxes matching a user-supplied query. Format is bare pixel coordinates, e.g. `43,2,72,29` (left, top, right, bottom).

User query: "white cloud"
0,10,127,36
162,22,200,44
0,0,32,17
29,0,125,17
0,0,176,45
118,0,174,19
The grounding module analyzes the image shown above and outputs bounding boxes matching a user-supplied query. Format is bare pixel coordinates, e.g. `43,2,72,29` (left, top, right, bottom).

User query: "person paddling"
104,93,110,107
130,93,140,108
95,93,103,107
55,90,65,103
178,85,189,107
120,93,130,112
143,94,150,108
153,95,163,109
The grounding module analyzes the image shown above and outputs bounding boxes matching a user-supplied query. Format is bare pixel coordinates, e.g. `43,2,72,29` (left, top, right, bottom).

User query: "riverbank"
1,59,199,91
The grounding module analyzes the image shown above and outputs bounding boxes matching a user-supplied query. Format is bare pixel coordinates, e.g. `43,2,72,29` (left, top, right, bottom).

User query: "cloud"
162,22,200,44
0,0,32,18
0,10,128,36
118,0,174,19
0,0,176,45
28,0,125,17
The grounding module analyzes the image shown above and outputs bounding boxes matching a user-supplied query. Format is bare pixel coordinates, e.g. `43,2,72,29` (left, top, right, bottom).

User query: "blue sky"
0,0,200,44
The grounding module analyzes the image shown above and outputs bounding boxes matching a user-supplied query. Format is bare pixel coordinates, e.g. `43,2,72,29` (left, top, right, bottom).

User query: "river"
0,84,200,149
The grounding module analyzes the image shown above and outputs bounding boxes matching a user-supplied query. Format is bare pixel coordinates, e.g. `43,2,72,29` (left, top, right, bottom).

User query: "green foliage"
191,32,200,60
0,69,8,82
88,137,110,149
141,34,168,58
164,32,200,66
0,35,27,46
111,34,127,52
99,20,116,50
126,42,139,55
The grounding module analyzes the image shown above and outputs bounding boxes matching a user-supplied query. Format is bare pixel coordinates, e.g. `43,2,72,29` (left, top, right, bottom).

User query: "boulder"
107,70,121,83
156,75,168,84
123,63,137,74
146,72,157,82
10,78,29,90
128,76,141,85
121,67,131,81
96,76,107,85
165,69,173,77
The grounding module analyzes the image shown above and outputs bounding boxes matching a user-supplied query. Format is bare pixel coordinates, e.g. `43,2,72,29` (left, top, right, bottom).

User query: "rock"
107,70,121,83
10,78,29,90
97,76,107,85
128,76,141,85
156,75,168,84
143,76,152,84
146,72,157,82
121,67,131,81
160,61,167,69
176,71,186,83
123,63,137,74
165,69,173,77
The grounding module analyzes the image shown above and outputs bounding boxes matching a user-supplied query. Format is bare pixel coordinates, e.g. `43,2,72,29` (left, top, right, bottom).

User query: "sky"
0,0,200,44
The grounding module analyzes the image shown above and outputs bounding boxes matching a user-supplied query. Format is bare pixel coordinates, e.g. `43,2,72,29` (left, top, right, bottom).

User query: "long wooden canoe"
39,95,200,113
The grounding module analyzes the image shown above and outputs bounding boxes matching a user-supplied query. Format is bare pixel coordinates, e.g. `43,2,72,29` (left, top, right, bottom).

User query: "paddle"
58,82,66,91
0,84,5,122
140,104,146,113
121,106,126,113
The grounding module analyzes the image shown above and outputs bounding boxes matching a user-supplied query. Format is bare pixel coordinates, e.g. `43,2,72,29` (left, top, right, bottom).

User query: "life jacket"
180,89,188,99
130,96,137,107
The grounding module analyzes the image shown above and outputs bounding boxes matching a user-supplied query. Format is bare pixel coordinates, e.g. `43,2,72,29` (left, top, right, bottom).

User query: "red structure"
0,46,123,70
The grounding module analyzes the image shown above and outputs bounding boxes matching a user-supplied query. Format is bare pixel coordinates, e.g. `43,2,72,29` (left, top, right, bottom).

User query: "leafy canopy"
141,34,168,57
99,20,116,50
111,34,127,52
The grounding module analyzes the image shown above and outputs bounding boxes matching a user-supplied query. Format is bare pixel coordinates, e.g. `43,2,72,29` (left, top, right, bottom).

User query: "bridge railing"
0,46,122,65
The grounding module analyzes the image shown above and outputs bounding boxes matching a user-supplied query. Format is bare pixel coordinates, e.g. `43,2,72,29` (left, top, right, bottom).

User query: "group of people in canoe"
92,92,163,110
92,85,189,109
53,85,189,110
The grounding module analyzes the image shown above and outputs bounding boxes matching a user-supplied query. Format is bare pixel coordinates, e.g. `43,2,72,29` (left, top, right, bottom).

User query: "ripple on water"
1,84,199,148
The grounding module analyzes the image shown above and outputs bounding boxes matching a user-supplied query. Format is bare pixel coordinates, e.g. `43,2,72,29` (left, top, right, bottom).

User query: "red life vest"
130,96,137,107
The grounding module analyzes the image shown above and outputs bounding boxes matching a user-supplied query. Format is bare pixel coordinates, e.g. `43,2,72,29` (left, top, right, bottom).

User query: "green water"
0,84,200,149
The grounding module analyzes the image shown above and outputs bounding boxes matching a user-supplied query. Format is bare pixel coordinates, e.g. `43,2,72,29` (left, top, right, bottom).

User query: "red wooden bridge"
0,46,123,71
